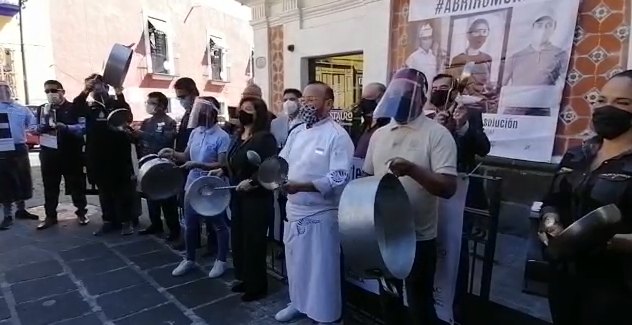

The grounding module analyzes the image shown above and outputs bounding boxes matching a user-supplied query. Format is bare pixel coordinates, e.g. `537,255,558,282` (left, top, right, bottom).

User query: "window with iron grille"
148,19,171,75
207,36,229,82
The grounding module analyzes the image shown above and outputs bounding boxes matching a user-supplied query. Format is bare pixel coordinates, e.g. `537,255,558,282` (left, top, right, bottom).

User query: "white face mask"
145,104,157,115
46,92,62,104
283,100,298,115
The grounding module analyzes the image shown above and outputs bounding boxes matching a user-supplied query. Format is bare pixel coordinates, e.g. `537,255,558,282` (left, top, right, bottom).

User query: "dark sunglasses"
44,89,61,94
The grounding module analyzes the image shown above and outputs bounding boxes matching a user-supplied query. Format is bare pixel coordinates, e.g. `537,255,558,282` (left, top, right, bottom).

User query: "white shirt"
406,48,437,84
280,118,355,221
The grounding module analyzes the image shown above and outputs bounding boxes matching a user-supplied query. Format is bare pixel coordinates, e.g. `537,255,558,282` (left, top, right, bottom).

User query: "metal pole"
18,0,29,104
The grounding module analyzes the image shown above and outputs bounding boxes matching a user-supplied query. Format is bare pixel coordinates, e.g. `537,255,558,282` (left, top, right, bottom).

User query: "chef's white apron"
434,176,469,324
284,210,342,323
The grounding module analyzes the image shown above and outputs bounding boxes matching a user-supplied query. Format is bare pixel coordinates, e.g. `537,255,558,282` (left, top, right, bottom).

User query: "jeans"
184,203,229,262
2,201,26,217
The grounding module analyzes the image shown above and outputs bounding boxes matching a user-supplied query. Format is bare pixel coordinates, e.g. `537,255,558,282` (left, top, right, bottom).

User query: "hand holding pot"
386,157,414,177
538,212,564,246
158,148,174,159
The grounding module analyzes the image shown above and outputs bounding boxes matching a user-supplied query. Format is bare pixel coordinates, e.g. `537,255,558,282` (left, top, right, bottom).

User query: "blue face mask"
179,97,192,109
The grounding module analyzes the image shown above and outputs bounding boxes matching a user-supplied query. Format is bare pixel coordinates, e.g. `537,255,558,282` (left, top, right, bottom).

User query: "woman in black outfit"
226,96,277,301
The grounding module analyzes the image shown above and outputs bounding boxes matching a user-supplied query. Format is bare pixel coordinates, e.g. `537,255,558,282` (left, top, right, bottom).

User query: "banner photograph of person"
407,0,580,162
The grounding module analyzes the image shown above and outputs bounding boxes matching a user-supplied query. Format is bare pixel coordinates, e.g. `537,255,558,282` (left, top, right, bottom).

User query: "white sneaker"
274,304,302,322
207,260,226,278
172,259,195,276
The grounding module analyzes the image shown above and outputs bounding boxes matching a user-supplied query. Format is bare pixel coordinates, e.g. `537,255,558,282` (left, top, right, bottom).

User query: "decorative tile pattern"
268,26,284,114
389,0,631,158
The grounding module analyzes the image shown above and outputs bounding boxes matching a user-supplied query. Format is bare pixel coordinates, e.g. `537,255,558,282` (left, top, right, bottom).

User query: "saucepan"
137,154,184,200
257,156,289,190
338,172,416,280
547,204,623,261
102,43,133,88
184,151,262,216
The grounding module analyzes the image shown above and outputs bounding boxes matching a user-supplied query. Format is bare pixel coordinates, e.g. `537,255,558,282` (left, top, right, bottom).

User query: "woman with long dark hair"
222,96,277,301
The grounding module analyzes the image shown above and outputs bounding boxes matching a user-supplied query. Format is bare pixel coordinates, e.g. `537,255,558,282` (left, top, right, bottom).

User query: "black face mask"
238,111,254,126
592,105,632,140
430,89,450,107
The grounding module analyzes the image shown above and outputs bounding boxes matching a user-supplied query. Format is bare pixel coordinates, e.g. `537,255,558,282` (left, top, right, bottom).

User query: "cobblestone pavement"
0,152,551,325
0,165,310,325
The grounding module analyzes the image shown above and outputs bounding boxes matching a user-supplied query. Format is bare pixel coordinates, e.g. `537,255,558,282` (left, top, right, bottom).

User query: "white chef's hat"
418,23,433,38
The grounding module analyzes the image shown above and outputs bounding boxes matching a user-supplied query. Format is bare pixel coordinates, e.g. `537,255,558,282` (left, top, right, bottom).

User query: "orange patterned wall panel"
269,26,285,114
389,0,631,158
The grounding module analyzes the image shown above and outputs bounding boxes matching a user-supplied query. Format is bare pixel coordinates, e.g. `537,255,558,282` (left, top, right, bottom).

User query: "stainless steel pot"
102,43,133,88
338,173,416,280
547,204,623,260
137,154,184,200
257,156,289,190
185,175,232,217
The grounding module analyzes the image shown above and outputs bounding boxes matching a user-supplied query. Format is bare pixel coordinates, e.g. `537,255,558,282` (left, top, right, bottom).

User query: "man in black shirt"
36,80,89,230
75,74,137,236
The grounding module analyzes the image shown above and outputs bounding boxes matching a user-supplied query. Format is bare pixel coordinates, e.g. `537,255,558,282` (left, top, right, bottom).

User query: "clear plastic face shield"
373,68,428,124
187,97,219,129
0,82,13,103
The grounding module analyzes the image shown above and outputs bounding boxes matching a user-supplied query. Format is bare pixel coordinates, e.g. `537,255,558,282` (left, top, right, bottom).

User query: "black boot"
37,218,58,230
0,217,13,230
15,210,39,220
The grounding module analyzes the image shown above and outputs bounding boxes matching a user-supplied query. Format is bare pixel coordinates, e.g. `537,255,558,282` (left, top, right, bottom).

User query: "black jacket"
455,108,490,173
74,91,133,186
36,100,86,157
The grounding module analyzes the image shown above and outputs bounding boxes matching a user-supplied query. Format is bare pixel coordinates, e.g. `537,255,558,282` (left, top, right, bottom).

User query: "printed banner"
407,0,580,162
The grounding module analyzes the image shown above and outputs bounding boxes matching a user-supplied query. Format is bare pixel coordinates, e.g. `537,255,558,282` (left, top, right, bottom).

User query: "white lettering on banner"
330,109,354,127
407,0,580,162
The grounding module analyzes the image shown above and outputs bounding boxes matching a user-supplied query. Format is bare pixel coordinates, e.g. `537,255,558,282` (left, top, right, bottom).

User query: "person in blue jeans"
158,96,230,278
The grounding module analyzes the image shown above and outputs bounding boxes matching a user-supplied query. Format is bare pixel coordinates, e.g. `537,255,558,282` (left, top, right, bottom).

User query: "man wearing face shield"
158,97,231,279
137,92,179,240
35,80,89,230
362,68,458,325
74,73,136,236
0,81,37,230
274,81,355,324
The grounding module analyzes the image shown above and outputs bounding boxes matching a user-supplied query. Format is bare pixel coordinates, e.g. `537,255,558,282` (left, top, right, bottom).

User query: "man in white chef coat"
406,23,439,85
275,81,355,324
363,68,457,325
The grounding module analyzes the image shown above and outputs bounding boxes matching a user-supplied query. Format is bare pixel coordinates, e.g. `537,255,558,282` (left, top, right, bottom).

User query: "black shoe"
37,218,58,230
77,214,89,226
15,210,39,220
121,222,134,236
165,232,180,242
231,282,246,293
139,225,164,235
241,291,267,302
93,222,116,236
0,217,13,230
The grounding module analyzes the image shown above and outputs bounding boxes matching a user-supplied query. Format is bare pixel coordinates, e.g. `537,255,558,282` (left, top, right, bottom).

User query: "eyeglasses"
44,89,60,94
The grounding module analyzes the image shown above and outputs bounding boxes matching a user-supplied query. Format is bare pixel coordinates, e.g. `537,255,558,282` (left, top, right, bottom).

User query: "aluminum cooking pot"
107,108,133,130
547,204,623,261
185,175,232,217
338,173,416,280
257,156,289,190
137,154,184,200
102,43,133,88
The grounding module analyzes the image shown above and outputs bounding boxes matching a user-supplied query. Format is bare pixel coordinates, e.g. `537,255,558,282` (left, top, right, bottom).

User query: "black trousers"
97,179,136,225
147,196,180,232
231,193,273,294
40,150,87,220
548,259,632,325
381,239,439,325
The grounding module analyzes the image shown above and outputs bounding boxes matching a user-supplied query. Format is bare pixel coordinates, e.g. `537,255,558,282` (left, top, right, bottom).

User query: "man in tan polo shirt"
363,68,457,325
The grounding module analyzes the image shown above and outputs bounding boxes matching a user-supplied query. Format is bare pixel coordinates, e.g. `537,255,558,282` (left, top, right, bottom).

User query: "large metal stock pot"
338,173,416,280
102,43,133,88
137,154,184,200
